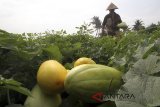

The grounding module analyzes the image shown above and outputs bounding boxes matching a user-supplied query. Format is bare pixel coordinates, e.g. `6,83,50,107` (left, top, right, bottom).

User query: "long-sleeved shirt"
102,12,122,35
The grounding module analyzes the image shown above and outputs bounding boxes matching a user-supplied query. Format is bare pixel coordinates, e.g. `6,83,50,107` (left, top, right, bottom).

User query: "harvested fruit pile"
24,57,122,107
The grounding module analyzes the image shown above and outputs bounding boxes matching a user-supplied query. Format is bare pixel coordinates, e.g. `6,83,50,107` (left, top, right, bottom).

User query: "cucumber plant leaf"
116,55,160,107
124,55,160,81
0,76,32,97
116,76,160,107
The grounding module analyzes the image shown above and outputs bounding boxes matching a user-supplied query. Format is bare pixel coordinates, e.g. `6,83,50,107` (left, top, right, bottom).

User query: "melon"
24,84,61,107
64,64,122,103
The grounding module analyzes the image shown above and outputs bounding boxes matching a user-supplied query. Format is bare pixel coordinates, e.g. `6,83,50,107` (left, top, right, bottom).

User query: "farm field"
0,26,160,107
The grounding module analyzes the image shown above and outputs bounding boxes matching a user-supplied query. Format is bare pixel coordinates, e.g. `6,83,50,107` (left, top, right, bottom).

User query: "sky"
0,0,160,34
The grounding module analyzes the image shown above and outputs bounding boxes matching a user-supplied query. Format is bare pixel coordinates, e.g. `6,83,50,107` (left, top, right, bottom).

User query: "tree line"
90,16,160,36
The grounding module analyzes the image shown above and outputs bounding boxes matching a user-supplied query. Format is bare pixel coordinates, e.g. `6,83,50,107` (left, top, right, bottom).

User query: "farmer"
102,3,122,36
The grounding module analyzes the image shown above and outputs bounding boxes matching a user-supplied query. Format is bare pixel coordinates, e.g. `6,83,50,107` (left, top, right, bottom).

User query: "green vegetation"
0,23,160,107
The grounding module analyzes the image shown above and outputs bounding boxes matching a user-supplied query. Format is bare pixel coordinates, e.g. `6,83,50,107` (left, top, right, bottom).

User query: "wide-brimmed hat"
106,3,118,10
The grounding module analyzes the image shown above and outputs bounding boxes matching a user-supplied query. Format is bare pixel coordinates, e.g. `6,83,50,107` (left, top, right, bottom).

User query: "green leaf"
0,77,32,97
0,37,18,50
43,45,62,62
16,48,41,61
73,42,81,50
114,56,127,66
116,76,160,107
4,79,22,87
134,43,154,60
116,55,160,107
124,55,160,81
116,101,146,107
4,85,32,97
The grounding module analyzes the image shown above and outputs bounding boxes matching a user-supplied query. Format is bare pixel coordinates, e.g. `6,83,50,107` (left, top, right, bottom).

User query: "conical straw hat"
106,3,118,10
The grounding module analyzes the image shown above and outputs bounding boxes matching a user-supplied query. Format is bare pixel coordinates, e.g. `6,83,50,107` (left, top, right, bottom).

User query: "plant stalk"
7,89,11,105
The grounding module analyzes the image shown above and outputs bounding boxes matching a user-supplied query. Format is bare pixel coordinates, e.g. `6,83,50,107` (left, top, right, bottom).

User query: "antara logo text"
91,92,135,102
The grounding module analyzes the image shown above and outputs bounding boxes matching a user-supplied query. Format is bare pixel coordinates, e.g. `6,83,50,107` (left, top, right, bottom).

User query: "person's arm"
102,15,108,28
102,15,108,32
117,14,122,24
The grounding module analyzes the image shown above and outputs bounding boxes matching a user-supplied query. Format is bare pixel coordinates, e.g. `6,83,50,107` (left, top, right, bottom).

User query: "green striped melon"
64,64,123,103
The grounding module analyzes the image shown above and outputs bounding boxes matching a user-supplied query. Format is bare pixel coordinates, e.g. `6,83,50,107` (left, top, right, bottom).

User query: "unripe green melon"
64,64,123,103
24,84,61,107
117,22,128,28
